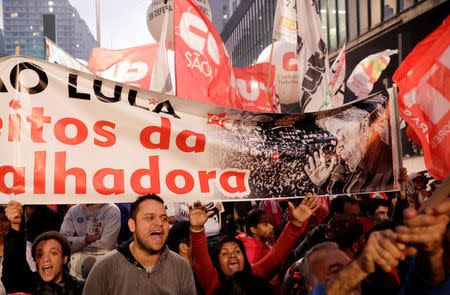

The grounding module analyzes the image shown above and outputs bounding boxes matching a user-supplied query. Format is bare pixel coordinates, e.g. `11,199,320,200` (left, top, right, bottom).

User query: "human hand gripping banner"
0,57,400,204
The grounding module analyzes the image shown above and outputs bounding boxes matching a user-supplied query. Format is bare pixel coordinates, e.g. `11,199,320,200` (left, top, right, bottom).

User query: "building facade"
221,0,449,69
222,0,276,67
2,0,97,60
210,0,230,34
0,28,4,57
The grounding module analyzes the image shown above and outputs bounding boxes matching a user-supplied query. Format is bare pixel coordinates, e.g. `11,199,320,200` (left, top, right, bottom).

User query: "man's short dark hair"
32,231,71,265
324,195,360,222
167,221,190,253
330,195,358,214
245,209,269,236
130,194,164,220
365,198,390,216
326,214,363,249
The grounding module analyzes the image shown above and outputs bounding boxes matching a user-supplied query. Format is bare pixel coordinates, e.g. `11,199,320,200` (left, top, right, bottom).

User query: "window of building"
347,0,358,40
337,0,346,45
327,0,337,51
384,0,397,20
400,0,415,11
319,0,329,49
359,0,369,34
371,0,382,27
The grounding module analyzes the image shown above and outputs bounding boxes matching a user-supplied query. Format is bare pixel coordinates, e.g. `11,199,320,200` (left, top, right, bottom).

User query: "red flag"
393,15,450,180
87,43,160,89
233,63,278,112
406,125,422,148
174,0,242,109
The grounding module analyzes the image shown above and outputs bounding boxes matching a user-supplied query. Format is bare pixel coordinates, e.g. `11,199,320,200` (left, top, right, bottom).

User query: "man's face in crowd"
308,248,350,288
252,215,274,241
308,247,361,294
343,201,361,216
129,199,169,254
35,239,67,283
372,205,389,222
218,241,245,277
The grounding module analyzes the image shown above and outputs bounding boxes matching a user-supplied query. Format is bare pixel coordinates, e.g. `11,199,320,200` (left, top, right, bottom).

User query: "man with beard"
305,98,393,194
83,194,196,295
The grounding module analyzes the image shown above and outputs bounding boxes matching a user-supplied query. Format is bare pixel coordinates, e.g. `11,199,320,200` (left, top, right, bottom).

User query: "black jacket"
1,228,84,295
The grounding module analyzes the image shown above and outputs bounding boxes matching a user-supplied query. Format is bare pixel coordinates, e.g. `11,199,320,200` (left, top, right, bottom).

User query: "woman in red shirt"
189,194,319,295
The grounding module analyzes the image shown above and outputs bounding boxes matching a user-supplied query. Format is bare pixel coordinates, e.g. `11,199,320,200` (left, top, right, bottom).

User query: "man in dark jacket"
2,201,83,295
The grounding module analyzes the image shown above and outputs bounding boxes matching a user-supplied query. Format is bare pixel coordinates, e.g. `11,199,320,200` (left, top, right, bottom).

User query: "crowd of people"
0,169,448,295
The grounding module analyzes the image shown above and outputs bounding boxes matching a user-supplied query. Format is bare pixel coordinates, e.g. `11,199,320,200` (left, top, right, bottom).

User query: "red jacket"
191,221,307,295
236,232,273,264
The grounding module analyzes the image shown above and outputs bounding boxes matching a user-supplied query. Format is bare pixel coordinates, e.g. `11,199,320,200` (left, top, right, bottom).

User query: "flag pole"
95,0,101,46
264,38,275,113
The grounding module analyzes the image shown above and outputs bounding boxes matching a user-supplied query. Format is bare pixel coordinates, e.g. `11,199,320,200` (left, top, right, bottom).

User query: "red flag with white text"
87,43,160,89
393,15,450,180
233,63,278,113
174,0,242,109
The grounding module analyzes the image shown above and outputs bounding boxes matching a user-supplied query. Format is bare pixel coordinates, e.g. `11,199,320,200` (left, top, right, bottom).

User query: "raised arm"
253,194,319,280
189,201,219,295
2,201,34,293
394,198,450,289
324,229,406,295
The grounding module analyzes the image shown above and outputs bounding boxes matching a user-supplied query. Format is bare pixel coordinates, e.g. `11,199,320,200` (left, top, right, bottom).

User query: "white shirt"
60,203,121,254
166,202,223,237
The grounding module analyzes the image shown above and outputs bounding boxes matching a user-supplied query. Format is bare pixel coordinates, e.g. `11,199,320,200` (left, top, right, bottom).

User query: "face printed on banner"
35,239,67,283
218,242,245,277
336,121,368,173
318,107,371,173
129,199,169,254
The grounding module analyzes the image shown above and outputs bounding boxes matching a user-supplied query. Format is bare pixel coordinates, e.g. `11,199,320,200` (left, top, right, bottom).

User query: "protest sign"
0,56,400,204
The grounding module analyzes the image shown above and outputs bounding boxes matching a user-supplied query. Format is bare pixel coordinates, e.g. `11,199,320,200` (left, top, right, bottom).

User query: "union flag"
393,15,450,180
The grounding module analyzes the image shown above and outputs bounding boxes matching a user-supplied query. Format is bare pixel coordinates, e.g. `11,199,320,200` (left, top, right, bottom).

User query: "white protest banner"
0,57,400,204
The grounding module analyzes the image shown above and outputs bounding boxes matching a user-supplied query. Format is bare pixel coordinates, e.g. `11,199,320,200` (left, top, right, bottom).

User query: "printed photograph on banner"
207,92,397,199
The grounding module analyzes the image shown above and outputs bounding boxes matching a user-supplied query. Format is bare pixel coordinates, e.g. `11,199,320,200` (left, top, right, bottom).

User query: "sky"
0,0,156,49
68,0,156,49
